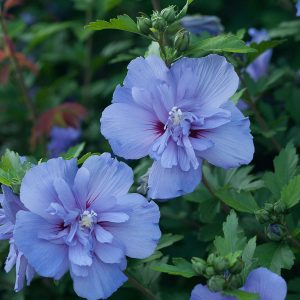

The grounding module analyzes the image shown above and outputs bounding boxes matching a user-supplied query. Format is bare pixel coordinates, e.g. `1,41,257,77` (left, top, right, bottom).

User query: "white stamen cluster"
80,210,97,229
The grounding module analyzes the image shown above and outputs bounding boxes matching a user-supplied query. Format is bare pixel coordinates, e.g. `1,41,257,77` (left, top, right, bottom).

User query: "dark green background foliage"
1,0,300,299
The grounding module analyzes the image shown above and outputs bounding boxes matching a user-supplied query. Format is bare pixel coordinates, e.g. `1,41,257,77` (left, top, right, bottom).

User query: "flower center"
79,210,97,229
168,106,183,126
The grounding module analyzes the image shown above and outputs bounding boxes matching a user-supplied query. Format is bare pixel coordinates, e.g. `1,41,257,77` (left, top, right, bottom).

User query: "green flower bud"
266,223,286,242
191,257,207,274
208,275,226,292
137,17,152,35
151,13,167,31
213,257,230,274
229,258,244,274
174,30,190,52
161,6,176,24
264,203,274,213
205,266,215,277
255,209,269,224
207,253,216,265
274,201,287,214
228,274,243,289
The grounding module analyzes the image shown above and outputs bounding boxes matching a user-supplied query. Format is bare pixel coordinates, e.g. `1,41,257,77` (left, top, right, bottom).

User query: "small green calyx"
160,6,177,24
151,12,167,31
208,275,226,292
191,257,207,274
137,17,152,35
266,223,286,242
228,258,244,274
174,30,190,52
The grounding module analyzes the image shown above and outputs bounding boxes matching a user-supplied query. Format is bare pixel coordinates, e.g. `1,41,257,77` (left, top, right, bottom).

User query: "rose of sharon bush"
0,186,35,291
101,54,254,200
14,154,161,300
190,268,287,300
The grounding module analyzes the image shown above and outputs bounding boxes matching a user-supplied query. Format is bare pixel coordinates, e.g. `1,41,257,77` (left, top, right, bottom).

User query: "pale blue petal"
101,103,161,159
71,257,127,300
197,102,254,169
171,55,239,111
69,243,93,266
105,193,161,259
20,158,77,221
190,284,234,300
81,154,133,210
94,225,113,243
148,160,202,199
94,242,124,264
14,211,68,279
242,268,287,300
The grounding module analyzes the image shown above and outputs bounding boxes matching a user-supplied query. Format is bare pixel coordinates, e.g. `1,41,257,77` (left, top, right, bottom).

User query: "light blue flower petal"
105,193,161,259
81,154,133,209
242,267,287,300
101,103,161,159
190,284,234,300
148,160,202,199
20,158,77,221
196,101,254,169
71,257,127,300
171,55,239,111
14,211,68,279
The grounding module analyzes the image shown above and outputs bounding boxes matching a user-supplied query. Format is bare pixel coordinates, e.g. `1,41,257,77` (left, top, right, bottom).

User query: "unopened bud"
191,257,207,274
213,257,230,274
229,258,244,274
274,201,287,214
228,274,243,289
137,17,152,35
174,30,190,52
255,209,269,224
151,13,167,31
205,266,215,277
161,6,176,24
266,224,285,242
207,253,216,265
208,275,226,292
264,203,274,213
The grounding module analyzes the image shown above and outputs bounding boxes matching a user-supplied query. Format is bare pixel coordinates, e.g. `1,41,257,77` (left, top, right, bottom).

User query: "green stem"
151,0,160,11
0,11,36,122
126,272,159,300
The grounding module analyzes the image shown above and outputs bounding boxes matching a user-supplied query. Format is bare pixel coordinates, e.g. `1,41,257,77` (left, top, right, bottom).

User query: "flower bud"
207,253,216,265
213,256,230,274
205,266,215,277
228,274,243,289
191,257,207,274
274,201,286,214
208,275,226,292
264,203,274,213
174,30,190,52
161,6,176,24
229,258,244,274
137,17,152,35
266,223,285,242
151,13,167,31
255,209,269,224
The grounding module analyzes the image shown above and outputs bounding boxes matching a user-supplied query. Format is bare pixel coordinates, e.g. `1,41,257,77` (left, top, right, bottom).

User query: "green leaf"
186,34,257,56
231,88,246,104
280,175,300,209
176,0,194,20
156,234,184,251
77,152,100,165
269,20,300,41
224,290,259,300
215,189,259,213
254,243,295,274
151,258,197,278
85,15,139,34
247,40,285,63
61,143,85,160
214,211,247,256
263,143,299,198
241,237,256,279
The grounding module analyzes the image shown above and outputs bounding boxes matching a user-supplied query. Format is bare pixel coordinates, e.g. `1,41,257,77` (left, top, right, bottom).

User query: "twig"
126,272,159,300
0,11,36,122
151,0,160,11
